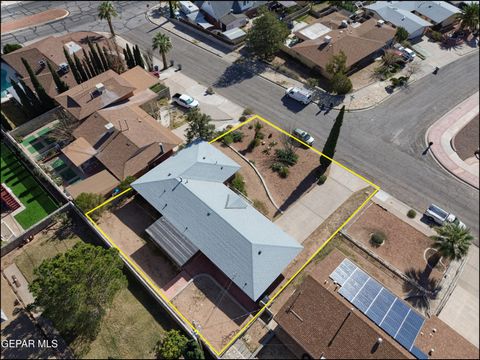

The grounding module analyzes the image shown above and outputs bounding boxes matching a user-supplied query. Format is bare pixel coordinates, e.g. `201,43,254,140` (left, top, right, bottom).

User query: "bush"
255,131,265,140
231,130,244,142
306,77,319,89
3,43,22,54
253,199,268,216
271,162,283,172
243,107,254,116
331,73,352,95
407,209,417,218
254,121,263,132
118,175,136,191
222,133,234,145
275,148,298,166
318,174,327,185
231,173,247,195
75,192,106,221
430,31,443,42
279,166,289,178
247,137,260,152
206,86,215,95
239,115,247,122
370,231,386,246
390,76,408,88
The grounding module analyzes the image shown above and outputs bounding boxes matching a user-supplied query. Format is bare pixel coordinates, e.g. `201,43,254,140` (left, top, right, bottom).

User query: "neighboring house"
195,0,266,30
275,276,411,359
132,140,303,301
55,70,136,121
285,12,396,78
1,32,113,97
365,1,461,39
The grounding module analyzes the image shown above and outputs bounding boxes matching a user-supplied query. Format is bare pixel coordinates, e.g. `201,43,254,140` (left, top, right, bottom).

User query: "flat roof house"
365,1,461,39
132,140,303,301
285,13,396,78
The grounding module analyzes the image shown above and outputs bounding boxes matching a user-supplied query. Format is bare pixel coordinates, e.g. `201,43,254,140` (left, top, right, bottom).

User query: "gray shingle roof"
133,140,302,301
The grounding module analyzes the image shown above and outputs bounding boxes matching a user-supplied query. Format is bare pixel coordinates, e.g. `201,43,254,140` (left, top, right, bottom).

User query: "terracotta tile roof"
119,66,159,94
55,70,136,120
291,17,396,70
275,276,411,359
72,106,182,180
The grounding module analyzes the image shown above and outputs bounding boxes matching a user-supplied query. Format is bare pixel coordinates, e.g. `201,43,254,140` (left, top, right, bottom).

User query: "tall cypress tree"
63,47,81,84
88,39,104,73
18,78,43,111
10,79,37,118
320,105,345,170
82,48,97,77
125,43,135,68
96,42,109,71
83,59,93,79
133,45,144,69
74,53,89,82
47,61,69,93
89,51,101,75
102,46,112,70
21,57,55,111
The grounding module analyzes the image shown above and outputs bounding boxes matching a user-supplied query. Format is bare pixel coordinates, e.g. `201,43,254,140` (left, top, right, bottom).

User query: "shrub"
255,131,265,140
253,199,268,216
271,162,283,172
231,131,244,142
231,173,247,195
331,73,352,95
248,124,254,129
243,107,254,116
118,175,136,191
318,174,327,185
3,43,22,54
275,148,298,166
370,231,386,246
75,192,106,221
206,86,215,95
222,133,234,145
247,137,260,152
239,115,247,122
269,141,278,147
279,166,289,178
430,31,443,42
407,209,417,218
262,148,271,155
306,77,319,89
254,121,263,132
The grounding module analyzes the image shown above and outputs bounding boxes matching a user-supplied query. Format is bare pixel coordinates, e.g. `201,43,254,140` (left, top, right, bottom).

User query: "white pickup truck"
172,93,199,109
424,204,466,228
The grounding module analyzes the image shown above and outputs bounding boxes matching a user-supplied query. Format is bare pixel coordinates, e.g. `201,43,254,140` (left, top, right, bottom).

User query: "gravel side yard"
453,115,479,161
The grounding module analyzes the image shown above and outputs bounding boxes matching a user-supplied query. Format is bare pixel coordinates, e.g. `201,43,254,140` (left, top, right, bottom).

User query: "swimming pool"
1,62,16,98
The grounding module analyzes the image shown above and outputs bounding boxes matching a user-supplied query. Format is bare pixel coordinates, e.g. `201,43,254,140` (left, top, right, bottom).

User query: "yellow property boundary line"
84,115,380,357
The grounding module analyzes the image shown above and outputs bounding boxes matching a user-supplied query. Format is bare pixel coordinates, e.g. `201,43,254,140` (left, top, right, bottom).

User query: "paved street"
1,1,479,239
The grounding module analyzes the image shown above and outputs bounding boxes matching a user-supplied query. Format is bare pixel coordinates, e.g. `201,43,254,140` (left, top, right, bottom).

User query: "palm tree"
98,1,118,38
152,32,172,70
429,223,473,270
457,2,479,33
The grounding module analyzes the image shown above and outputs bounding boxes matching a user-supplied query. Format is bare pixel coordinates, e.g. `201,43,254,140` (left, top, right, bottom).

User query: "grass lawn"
1,142,59,229
14,226,178,359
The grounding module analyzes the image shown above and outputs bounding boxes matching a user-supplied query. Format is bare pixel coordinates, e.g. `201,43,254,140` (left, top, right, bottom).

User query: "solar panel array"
330,259,427,358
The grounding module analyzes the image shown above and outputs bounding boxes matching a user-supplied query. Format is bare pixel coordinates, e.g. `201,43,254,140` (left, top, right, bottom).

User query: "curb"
1,9,70,35
425,116,479,191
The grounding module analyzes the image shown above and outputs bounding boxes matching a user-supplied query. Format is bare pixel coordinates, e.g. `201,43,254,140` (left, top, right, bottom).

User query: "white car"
293,128,314,146
285,87,313,104
395,45,416,61
424,204,466,229
172,93,199,109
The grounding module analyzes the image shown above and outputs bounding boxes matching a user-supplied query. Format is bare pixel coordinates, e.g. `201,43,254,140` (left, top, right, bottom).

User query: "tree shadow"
214,57,268,88
403,267,442,312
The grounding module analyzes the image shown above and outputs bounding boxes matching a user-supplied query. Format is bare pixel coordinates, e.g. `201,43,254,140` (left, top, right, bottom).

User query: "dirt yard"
345,203,447,281
453,115,479,161
97,196,181,288
231,121,321,214
172,274,252,351
213,142,277,219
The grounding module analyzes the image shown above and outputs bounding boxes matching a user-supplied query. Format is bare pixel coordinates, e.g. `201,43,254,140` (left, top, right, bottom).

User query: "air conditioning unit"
58,62,69,73
324,35,332,43
95,83,105,93
377,19,385,27
38,59,46,67
104,122,114,132
341,19,348,28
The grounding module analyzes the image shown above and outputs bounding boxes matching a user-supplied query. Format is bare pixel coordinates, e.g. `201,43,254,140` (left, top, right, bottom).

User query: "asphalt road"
2,1,479,239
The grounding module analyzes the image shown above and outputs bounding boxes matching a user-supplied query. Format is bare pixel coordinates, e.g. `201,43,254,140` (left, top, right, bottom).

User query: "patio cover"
186,11,215,30
61,137,97,167
222,27,247,41
65,170,118,199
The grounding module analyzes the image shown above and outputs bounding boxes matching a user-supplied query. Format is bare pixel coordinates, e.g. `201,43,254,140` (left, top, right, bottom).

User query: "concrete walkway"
439,246,479,348
275,163,367,243
427,92,479,189
3,264,35,307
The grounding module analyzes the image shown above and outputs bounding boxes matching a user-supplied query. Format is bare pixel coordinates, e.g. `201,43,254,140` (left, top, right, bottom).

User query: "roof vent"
38,59,46,67
324,35,332,43
341,20,348,28
95,83,105,94
105,122,114,132
377,19,385,26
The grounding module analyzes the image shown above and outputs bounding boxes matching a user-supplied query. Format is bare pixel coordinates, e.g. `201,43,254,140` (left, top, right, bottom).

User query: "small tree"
429,224,473,271
331,73,352,95
118,176,136,191
183,339,204,359
320,105,345,170
75,192,105,220
3,43,22,54
47,61,69,93
326,51,347,77
457,2,479,32
30,242,127,340
245,7,290,60
152,32,173,70
154,330,189,360
231,173,247,195
185,108,215,143
394,27,409,42
98,1,118,38
63,47,81,84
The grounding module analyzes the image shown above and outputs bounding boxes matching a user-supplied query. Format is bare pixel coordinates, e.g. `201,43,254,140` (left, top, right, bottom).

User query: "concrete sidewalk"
427,92,479,189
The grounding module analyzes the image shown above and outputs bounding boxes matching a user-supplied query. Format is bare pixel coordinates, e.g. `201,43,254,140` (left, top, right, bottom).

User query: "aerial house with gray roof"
132,140,303,301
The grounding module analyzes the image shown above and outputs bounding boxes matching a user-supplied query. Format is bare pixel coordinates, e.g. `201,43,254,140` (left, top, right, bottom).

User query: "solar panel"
329,258,357,286
330,259,426,359
352,278,382,312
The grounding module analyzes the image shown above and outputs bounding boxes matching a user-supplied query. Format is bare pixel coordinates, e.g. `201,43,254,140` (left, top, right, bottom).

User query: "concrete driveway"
275,163,368,242
439,246,479,348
